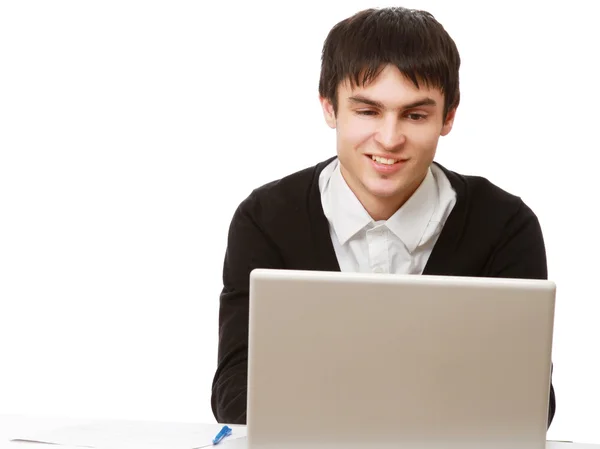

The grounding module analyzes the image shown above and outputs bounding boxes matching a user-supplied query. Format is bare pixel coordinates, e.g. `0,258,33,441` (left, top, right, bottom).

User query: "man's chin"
364,181,405,199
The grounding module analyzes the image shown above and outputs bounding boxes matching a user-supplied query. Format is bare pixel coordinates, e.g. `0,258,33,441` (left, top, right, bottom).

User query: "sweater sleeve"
485,200,556,428
211,193,283,424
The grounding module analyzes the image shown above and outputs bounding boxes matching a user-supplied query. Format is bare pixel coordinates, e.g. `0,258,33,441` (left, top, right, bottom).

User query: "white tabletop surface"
0,413,598,449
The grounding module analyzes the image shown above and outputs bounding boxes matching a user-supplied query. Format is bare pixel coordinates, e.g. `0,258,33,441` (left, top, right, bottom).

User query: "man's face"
320,64,456,219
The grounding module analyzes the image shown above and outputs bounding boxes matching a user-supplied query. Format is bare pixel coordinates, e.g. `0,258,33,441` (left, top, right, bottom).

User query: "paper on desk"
10,420,247,449
217,436,246,448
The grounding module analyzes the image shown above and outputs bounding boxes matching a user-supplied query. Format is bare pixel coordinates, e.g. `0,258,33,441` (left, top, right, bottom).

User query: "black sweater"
211,156,556,427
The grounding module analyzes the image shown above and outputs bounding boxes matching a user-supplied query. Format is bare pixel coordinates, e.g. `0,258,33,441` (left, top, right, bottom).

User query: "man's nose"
374,116,406,150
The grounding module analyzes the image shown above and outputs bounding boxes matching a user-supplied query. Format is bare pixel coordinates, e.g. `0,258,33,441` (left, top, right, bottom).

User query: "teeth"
372,155,397,165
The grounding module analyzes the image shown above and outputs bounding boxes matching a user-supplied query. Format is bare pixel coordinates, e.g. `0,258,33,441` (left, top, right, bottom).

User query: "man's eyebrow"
402,98,437,109
348,95,385,108
348,95,437,110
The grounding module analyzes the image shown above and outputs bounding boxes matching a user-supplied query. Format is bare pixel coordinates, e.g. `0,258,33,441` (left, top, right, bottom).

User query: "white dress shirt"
318,158,457,275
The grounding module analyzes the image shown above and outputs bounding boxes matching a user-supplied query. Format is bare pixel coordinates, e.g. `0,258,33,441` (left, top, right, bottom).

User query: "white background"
1,0,599,443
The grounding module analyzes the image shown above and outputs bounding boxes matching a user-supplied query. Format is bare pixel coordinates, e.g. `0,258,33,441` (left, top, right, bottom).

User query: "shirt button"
373,267,384,273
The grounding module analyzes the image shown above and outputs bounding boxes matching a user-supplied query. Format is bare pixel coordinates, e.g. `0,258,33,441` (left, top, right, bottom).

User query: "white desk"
1,414,598,449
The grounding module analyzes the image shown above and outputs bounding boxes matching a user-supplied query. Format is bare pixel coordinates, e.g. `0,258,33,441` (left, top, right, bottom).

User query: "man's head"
318,7,461,220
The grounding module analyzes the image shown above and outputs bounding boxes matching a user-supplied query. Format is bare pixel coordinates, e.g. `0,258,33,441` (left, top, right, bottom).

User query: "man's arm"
211,193,283,424
484,200,556,428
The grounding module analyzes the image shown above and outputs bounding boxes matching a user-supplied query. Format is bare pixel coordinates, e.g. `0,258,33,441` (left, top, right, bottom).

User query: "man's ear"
441,107,457,136
319,96,337,129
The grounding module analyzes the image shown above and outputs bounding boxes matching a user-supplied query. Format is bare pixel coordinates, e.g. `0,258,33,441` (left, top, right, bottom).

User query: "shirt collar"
322,161,373,245
384,167,438,253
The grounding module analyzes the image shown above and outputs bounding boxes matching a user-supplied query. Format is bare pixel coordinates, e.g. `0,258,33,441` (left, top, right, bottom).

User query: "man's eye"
356,110,377,116
407,113,426,121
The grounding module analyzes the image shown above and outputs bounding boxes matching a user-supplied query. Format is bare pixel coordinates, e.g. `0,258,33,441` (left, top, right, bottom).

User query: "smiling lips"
367,154,408,174
370,154,399,165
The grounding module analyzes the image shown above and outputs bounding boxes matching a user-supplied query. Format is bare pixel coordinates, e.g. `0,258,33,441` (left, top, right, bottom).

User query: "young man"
211,6,556,427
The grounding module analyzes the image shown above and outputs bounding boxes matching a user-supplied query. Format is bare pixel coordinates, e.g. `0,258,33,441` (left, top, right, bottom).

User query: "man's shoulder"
253,157,333,198
437,162,534,218
434,163,542,249
432,163,546,277
235,156,335,223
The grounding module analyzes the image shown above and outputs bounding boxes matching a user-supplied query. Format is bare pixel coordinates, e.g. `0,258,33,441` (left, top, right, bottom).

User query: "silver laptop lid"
247,269,556,449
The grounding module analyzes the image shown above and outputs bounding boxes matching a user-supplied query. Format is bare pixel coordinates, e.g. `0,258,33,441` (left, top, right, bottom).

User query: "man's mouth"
367,154,405,165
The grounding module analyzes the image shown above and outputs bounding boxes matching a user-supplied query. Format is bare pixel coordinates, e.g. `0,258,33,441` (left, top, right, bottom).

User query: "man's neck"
361,191,415,221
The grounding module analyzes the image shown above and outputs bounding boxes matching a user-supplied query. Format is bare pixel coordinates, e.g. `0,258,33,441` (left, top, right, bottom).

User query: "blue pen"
212,425,232,445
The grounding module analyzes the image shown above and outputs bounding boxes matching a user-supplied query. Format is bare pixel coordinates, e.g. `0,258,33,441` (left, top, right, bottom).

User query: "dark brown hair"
318,7,461,120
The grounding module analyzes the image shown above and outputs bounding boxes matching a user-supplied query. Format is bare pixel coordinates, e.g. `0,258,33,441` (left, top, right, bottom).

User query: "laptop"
246,269,556,449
